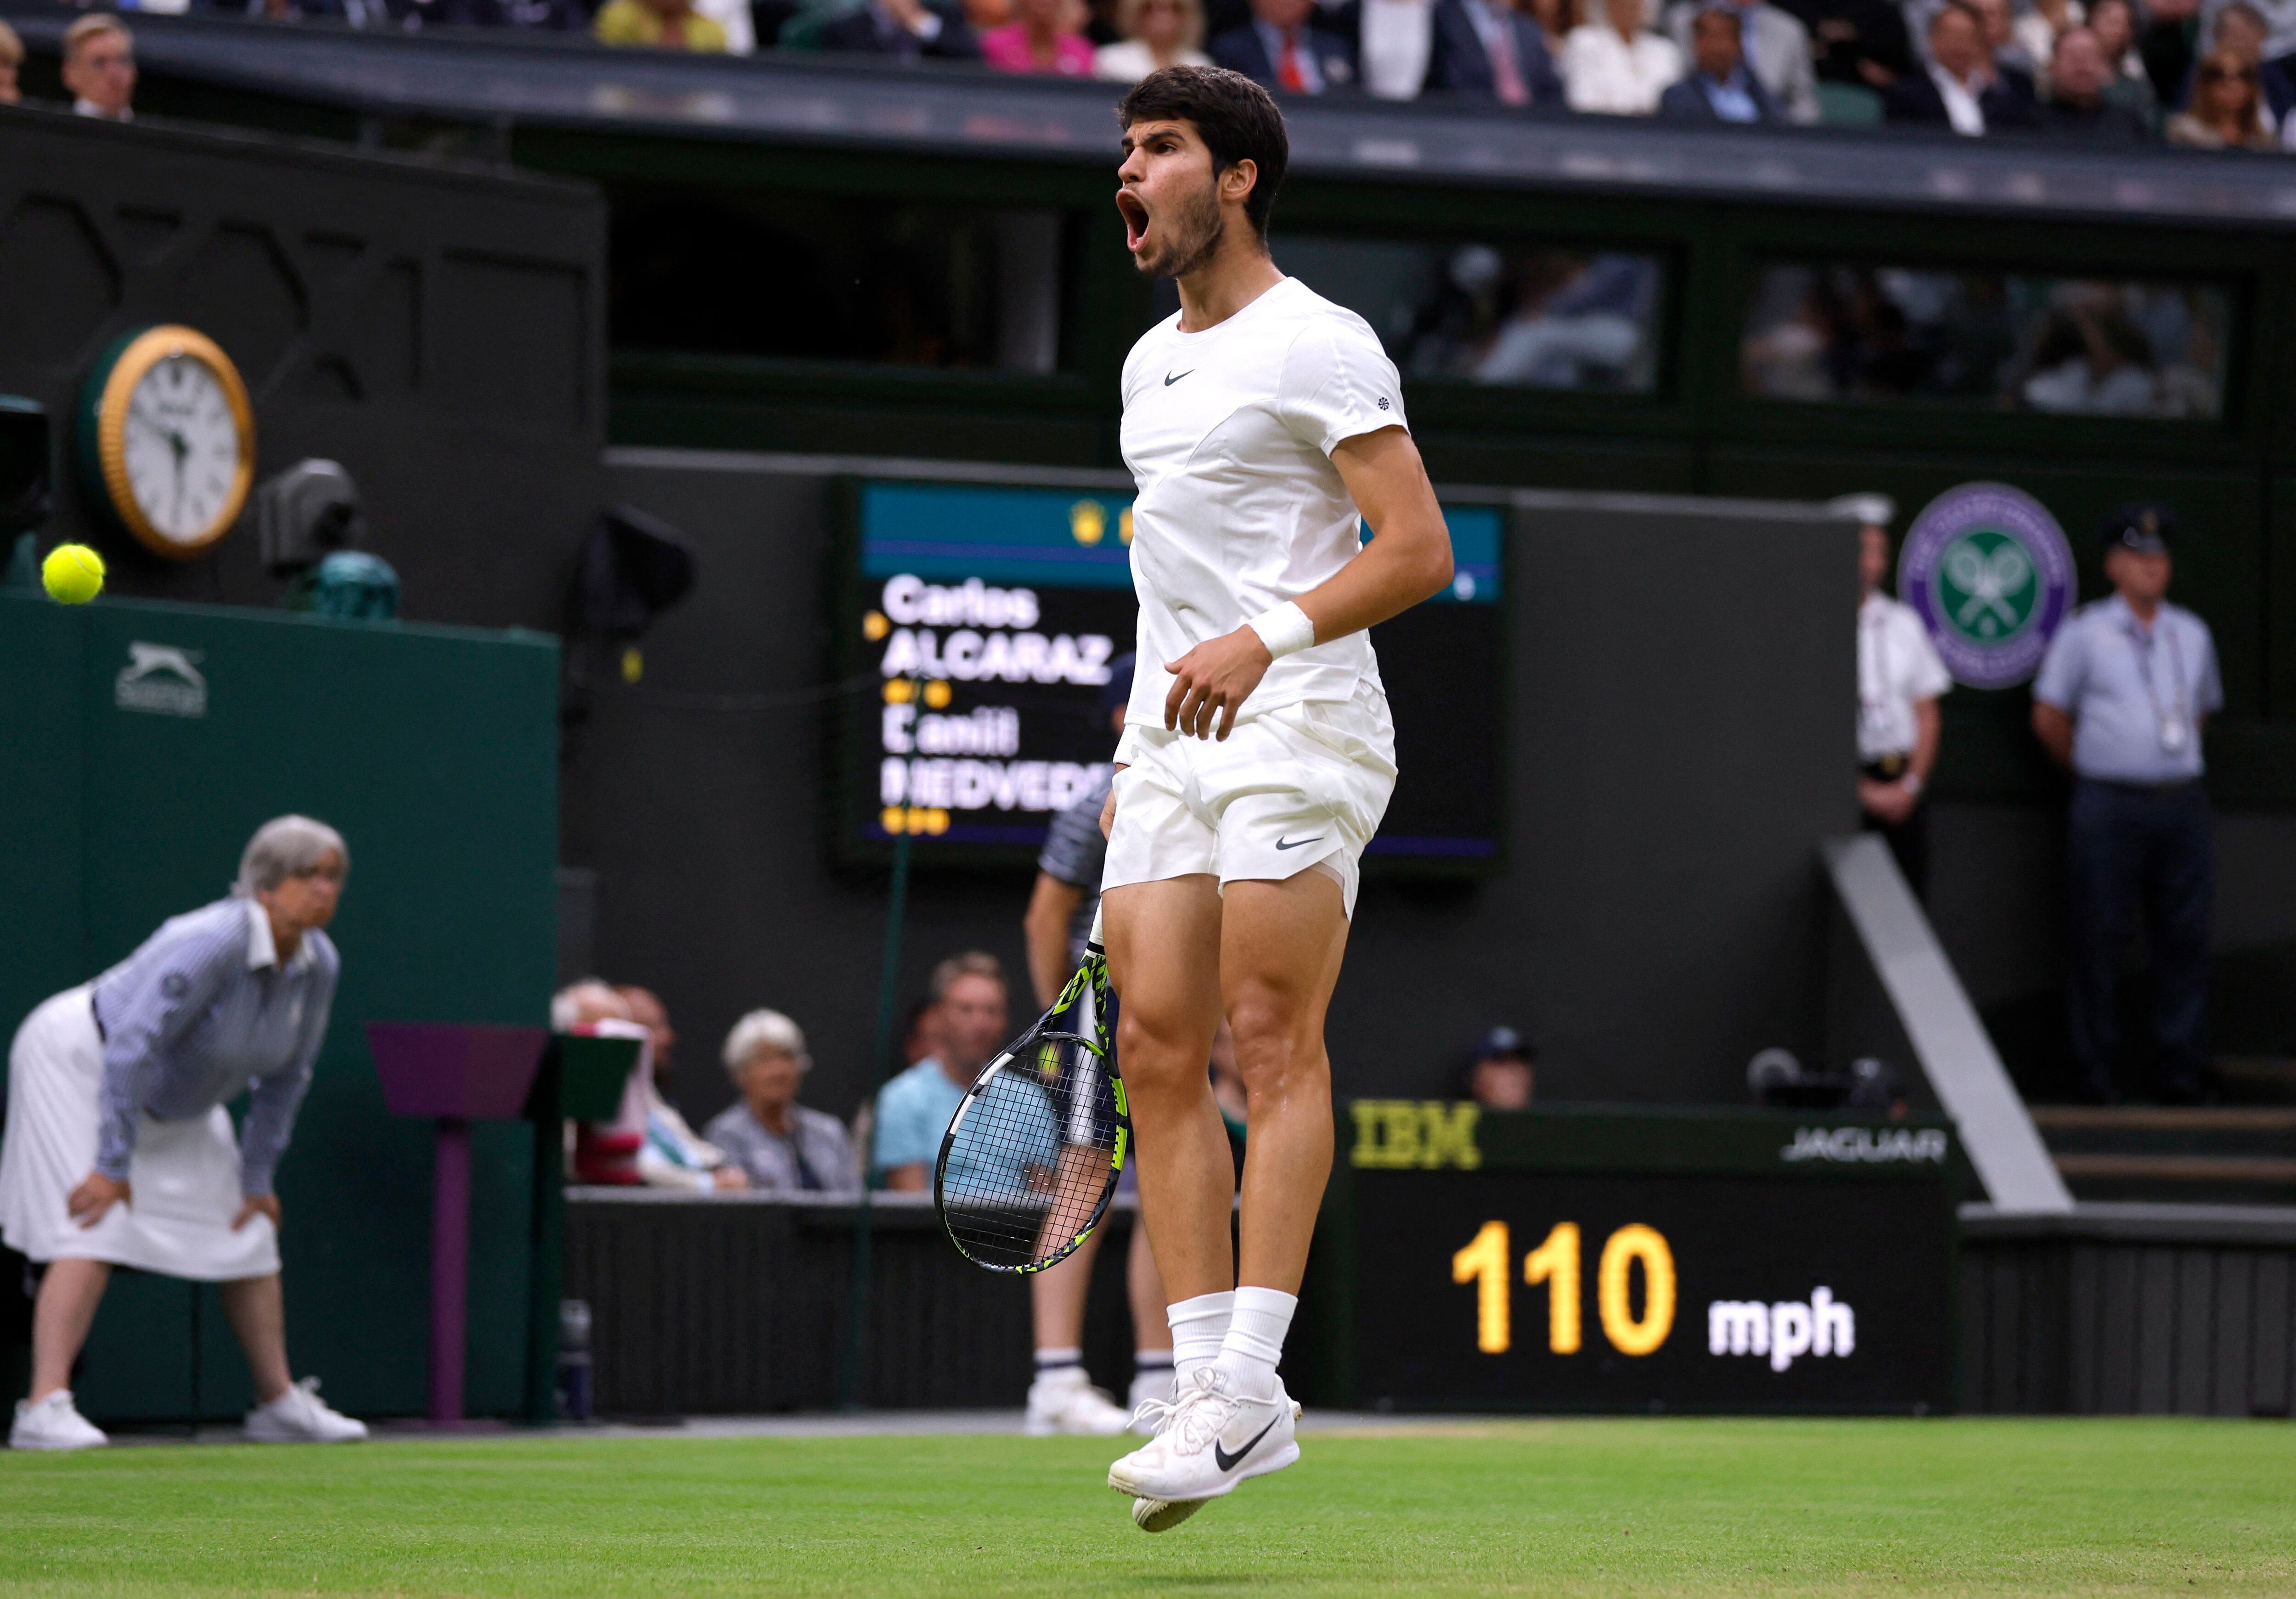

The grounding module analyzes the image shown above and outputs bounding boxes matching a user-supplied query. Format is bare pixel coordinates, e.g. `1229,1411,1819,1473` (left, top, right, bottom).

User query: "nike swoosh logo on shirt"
1274,835,1324,851
1213,1417,1280,1472
1164,370,1193,385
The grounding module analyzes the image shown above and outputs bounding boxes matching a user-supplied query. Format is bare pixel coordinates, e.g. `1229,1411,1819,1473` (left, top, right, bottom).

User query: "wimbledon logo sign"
1897,483,2075,690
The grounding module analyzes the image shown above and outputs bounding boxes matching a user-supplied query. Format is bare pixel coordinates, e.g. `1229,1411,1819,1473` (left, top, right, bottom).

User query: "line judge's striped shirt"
90,897,338,1197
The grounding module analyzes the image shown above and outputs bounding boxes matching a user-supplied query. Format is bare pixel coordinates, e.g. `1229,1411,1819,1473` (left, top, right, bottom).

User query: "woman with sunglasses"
2167,47,2277,146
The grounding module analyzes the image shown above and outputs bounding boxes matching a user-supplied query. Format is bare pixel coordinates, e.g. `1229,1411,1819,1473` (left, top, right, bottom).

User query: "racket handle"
1086,901,1105,955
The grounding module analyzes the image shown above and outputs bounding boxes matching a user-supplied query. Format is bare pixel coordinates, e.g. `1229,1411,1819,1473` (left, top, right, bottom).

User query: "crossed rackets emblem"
1942,537,2032,633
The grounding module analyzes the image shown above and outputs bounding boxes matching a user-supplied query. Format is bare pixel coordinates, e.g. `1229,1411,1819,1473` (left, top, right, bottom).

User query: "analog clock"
79,325,256,560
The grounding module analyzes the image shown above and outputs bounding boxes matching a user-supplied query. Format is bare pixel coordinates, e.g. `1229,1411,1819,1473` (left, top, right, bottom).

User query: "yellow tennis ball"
42,544,106,606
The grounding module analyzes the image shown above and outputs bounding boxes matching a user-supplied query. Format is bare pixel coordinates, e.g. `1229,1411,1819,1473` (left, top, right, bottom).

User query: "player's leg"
1024,1207,1131,1436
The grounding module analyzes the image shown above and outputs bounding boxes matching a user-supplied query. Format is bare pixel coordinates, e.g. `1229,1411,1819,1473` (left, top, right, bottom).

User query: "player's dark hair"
1118,65,1289,240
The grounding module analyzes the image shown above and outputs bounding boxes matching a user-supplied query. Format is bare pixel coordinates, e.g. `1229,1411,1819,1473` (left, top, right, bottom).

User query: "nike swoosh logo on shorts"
1213,1418,1279,1473
1164,370,1193,385
1274,835,1323,851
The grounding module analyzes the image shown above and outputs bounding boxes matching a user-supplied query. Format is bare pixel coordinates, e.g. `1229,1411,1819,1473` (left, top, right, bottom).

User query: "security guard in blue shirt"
2031,505,2223,1104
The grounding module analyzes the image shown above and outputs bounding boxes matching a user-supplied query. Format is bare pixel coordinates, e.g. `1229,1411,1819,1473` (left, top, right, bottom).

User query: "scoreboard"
834,479,1505,870
1311,1103,1961,1413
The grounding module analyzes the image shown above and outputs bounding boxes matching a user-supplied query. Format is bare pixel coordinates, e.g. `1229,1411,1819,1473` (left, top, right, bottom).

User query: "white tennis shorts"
1101,680,1397,919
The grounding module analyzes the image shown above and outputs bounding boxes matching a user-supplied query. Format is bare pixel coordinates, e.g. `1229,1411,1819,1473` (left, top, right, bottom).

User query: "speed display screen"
836,479,1505,869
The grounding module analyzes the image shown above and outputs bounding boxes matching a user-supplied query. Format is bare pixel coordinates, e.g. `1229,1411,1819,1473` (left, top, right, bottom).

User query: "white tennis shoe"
10,1390,107,1450
244,1377,368,1442
1109,1366,1300,1521
1024,1367,1132,1436
1126,1367,1175,1435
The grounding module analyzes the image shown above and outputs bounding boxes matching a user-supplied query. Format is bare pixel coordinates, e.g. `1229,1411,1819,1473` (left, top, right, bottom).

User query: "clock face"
120,353,248,549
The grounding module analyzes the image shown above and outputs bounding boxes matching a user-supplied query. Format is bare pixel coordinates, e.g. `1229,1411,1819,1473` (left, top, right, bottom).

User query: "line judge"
1,816,369,1449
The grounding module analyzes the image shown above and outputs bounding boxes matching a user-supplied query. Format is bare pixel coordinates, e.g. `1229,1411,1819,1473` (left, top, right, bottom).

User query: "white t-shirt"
1857,593,1953,760
1117,276,1408,734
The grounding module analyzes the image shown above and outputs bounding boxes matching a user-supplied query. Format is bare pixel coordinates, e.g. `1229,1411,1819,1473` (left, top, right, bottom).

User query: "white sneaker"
1109,1367,1300,1514
1126,1367,1175,1436
10,1390,107,1451
1024,1367,1133,1436
244,1378,369,1442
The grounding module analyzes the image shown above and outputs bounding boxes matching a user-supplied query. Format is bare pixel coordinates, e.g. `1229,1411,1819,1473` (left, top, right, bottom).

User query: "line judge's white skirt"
0,986,280,1280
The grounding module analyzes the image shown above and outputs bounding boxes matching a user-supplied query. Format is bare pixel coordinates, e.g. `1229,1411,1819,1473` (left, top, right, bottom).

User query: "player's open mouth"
1117,190,1150,254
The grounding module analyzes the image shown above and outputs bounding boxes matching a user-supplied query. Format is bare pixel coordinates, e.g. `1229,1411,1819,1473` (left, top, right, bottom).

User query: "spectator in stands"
555,981,745,1189
617,984,747,1190
2167,45,2278,140
1841,493,1950,898
1663,0,1820,120
1421,0,1566,103
984,0,1098,69
434,0,588,29
1659,4,1784,118
1357,0,1437,96
703,1009,859,1195
1777,0,1913,90
819,0,984,55
2204,1,2294,124
2039,25,2156,134
2032,506,2222,1106
873,952,1013,1190
62,15,135,123
2087,0,2161,123
2012,0,2075,94
1967,0,2041,83
1885,2,2037,130
1462,1026,1536,1109
1095,0,1213,78
1562,0,1683,112
1,817,367,1450
0,20,23,106
1210,0,1362,92
596,0,732,47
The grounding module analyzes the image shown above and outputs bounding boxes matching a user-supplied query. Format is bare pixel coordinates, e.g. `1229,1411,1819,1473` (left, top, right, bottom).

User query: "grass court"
2,1416,2290,1596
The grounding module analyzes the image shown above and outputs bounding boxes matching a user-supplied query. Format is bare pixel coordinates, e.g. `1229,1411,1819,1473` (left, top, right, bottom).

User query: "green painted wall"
0,592,557,1422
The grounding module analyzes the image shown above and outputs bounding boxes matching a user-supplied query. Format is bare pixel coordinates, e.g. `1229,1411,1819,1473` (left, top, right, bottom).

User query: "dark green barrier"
0,591,557,1422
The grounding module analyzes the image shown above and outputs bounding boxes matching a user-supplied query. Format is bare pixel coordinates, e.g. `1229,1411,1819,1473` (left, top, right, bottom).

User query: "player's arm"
1023,873,1087,1009
1165,424,1452,740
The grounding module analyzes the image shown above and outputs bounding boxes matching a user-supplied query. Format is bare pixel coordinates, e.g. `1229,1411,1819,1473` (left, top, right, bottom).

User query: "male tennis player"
1098,66,1454,1529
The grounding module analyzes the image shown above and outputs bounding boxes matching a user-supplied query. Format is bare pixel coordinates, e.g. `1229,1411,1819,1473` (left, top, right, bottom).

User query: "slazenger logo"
115,642,208,718
1780,1126,1948,1164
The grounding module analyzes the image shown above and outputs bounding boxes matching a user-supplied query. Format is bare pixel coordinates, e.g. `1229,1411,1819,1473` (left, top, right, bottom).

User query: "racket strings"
939,1027,1123,1272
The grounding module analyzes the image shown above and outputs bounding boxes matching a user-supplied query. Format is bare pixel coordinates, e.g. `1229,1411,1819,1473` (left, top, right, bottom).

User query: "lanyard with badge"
2127,617,2192,754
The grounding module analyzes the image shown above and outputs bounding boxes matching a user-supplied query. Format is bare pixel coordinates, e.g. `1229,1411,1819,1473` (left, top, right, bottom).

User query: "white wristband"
1247,602,1317,660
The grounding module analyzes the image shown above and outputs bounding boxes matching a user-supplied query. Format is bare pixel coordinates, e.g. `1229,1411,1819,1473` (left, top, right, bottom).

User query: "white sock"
1166,1291,1233,1389
1033,1347,1083,1382
1217,1286,1296,1401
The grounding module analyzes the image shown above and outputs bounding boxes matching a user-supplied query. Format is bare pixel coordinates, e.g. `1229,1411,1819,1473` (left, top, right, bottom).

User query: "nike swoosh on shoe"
1212,1416,1279,1473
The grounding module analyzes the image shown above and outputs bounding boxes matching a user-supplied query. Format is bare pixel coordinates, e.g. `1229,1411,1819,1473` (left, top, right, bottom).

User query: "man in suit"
1884,0,2036,130
1663,0,1818,119
1210,0,1362,90
818,0,982,58
1422,0,1564,101
1659,3,1782,118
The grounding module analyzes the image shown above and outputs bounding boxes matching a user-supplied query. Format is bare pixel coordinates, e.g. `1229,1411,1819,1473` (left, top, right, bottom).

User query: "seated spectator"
1424,0,1566,103
984,0,1097,70
62,15,136,123
0,20,21,107
1471,251,1654,385
2013,0,2075,94
435,0,588,28
1659,3,1783,118
1562,0,1683,112
595,0,732,47
819,0,984,55
1774,0,1911,89
1462,1026,1536,1110
1967,0,2041,86
2087,0,2161,123
1210,0,1362,92
1095,0,1212,78
1358,0,1438,96
704,1009,860,1196
2038,24,2155,135
619,984,748,1190
2195,1,2291,126
1884,2,2037,131
874,952,1041,1191
554,980,744,1189
2167,44,2278,141
1663,0,1819,120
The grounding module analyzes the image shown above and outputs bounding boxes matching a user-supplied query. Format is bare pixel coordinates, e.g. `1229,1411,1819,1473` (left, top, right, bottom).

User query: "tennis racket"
934,932,1128,1274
